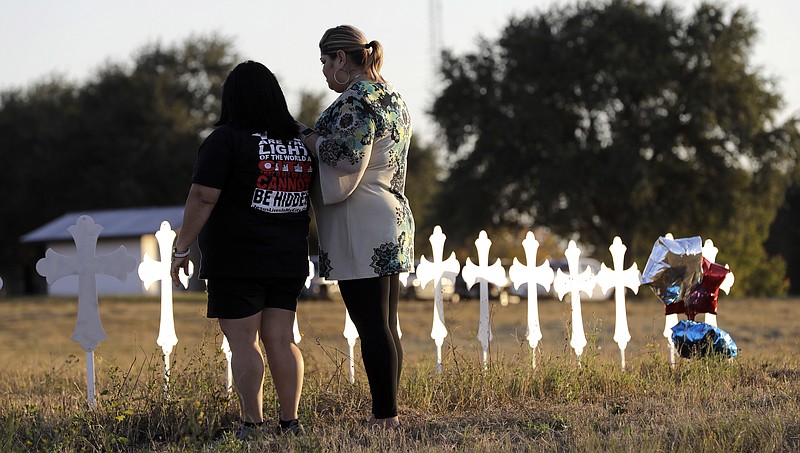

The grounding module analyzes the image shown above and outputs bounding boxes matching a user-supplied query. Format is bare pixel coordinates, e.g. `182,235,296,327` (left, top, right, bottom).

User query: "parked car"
400,270,458,302
400,259,459,301
453,274,505,301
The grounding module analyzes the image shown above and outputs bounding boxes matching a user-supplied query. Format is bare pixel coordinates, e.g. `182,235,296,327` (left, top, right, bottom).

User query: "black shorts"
206,276,306,319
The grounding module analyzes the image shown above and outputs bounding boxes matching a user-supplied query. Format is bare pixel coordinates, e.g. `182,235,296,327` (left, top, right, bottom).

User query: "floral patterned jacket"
311,81,415,280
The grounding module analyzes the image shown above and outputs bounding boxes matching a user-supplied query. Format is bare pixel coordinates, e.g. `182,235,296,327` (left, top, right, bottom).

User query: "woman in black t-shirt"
170,61,311,439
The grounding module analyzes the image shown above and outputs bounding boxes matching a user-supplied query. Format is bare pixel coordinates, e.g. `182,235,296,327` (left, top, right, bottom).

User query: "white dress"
311,81,415,280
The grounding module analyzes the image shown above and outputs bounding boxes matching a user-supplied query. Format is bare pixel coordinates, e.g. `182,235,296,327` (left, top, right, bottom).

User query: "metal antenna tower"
429,0,443,72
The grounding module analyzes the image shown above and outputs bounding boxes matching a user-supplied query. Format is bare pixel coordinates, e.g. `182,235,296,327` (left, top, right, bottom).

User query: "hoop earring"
334,68,351,85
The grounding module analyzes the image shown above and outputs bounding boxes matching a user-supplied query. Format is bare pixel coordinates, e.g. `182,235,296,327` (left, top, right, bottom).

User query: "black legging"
338,274,402,419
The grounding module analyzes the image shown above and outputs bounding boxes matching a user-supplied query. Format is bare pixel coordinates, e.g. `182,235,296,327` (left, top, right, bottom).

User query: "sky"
1,0,798,142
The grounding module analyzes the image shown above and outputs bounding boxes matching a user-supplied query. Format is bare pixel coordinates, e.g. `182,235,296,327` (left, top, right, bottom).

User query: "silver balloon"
641,236,703,305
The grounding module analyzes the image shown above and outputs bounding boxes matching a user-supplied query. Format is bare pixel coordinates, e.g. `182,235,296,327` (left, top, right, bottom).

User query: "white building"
21,206,192,296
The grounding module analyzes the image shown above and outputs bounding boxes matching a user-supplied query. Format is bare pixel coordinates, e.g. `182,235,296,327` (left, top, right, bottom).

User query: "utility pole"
429,0,443,72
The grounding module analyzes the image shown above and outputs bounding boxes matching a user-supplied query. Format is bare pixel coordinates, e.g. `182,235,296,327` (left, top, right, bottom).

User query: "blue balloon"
671,320,738,358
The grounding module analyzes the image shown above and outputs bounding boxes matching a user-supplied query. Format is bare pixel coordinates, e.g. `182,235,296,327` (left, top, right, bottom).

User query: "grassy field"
1,293,799,451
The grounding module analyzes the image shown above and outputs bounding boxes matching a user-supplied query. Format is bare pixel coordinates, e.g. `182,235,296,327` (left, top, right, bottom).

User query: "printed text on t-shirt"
251,133,313,214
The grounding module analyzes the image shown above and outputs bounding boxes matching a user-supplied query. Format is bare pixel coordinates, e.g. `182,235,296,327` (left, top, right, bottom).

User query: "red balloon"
665,258,729,321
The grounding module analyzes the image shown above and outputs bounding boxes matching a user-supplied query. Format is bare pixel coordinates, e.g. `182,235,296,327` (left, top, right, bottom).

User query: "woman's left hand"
170,256,189,288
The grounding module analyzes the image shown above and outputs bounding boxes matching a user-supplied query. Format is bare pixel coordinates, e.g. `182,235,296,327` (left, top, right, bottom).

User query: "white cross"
293,310,302,344
553,240,595,360
508,231,554,369
462,230,507,369
701,239,720,265
35,215,136,406
416,225,461,373
343,308,358,384
701,238,735,327
660,233,680,367
137,221,193,390
595,236,640,370
295,258,319,345
397,273,409,339
220,335,233,395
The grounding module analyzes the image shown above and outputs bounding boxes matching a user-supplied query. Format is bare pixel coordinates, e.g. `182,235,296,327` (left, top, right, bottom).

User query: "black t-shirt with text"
192,125,313,279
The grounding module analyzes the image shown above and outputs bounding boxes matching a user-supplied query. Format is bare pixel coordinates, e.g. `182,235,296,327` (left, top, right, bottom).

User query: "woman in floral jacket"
299,24,414,429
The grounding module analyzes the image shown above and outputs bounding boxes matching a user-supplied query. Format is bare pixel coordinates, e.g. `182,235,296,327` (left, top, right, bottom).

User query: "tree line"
429,0,800,296
1,0,798,296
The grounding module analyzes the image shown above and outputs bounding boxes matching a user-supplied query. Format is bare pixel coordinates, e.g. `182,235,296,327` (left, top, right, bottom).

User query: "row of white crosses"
138,221,304,394
36,217,205,406
33,214,356,404
35,215,337,405
514,235,640,369
413,227,735,373
33,215,735,406
414,226,641,371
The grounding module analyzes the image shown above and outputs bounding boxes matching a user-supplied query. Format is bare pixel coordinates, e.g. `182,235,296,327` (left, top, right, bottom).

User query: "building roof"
21,206,185,243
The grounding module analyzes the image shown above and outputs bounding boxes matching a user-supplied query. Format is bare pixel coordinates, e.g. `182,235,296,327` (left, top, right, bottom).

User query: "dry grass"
1,293,799,451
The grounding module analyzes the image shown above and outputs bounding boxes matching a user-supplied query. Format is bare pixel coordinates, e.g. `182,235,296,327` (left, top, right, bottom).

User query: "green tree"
404,137,443,258
295,90,328,254
765,180,800,293
430,0,799,296
295,90,328,129
72,35,237,208
0,79,82,293
0,35,237,294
